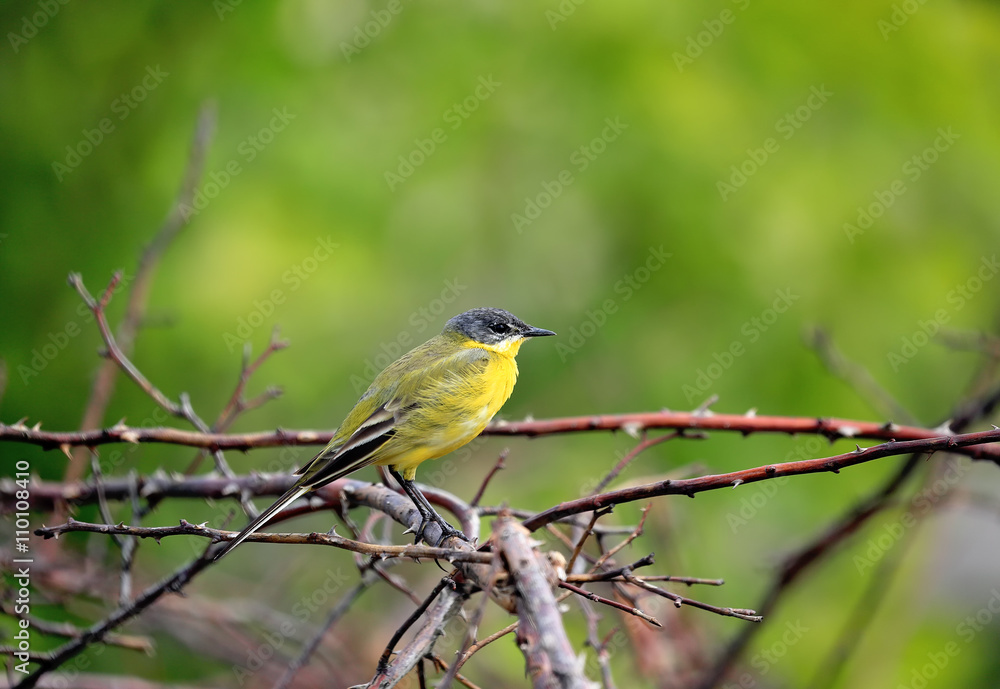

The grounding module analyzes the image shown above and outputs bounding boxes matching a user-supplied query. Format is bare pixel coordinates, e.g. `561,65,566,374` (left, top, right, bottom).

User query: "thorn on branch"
559,581,661,628
694,394,719,416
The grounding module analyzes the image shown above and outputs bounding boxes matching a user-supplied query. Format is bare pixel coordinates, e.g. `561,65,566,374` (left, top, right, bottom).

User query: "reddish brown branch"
6,410,1000,461
521,426,1000,532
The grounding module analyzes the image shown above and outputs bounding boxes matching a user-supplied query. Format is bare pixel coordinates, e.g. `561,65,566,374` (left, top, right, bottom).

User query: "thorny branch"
6,409,1000,462
692,371,1000,688
13,543,217,689
63,102,217,489
34,518,494,564
521,425,1000,532
5,126,999,688
496,516,590,689
7,406,999,686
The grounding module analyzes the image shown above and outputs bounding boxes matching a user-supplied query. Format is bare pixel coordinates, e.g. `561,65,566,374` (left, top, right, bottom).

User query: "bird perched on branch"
214,307,555,560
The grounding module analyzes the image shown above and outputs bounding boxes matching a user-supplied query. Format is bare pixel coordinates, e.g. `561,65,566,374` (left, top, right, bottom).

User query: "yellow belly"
378,348,518,479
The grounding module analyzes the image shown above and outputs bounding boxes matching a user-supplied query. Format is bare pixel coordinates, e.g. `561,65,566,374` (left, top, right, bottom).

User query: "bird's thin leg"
389,468,470,543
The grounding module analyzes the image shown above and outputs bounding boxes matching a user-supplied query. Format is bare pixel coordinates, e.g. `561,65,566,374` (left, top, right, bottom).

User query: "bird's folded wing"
294,346,488,489
295,403,403,488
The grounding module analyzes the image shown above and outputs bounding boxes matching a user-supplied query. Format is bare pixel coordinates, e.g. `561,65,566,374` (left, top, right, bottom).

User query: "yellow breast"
380,342,521,478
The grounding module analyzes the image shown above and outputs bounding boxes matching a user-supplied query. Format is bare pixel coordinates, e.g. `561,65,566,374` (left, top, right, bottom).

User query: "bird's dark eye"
488,322,511,335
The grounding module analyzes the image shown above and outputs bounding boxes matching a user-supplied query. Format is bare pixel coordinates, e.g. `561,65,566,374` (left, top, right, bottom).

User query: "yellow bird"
215,307,554,560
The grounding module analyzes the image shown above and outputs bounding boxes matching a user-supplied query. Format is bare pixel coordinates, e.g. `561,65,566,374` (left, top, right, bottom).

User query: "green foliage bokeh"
2,1,1000,687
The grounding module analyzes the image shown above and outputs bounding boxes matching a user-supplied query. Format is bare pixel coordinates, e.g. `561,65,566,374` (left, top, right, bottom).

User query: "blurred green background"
3,1,1000,687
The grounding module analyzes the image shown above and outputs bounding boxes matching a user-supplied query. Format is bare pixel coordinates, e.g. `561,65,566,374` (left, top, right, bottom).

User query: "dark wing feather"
295,402,409,489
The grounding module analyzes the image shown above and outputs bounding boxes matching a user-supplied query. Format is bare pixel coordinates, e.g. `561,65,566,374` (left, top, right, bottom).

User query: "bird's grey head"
443,308,555,345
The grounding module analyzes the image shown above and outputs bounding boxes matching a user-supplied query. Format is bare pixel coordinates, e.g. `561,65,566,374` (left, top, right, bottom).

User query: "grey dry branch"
564,553,656,583
33,517,494,564
438,549,505,689
13,543,217,689
274,568,380,689
11,480,494,689
367,578,473,688
623,574,761,623
558,581,662,628
69,271,255,499
496,515,591,689
0,604,152,653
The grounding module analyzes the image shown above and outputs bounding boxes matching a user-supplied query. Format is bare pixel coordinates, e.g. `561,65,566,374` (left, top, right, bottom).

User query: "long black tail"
213,485,310,561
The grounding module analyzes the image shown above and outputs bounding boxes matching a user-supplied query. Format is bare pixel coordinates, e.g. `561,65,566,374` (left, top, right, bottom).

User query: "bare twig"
578,596,615,689
807,514,924,689
217,327,288,432
564,553,655,583
592,431,689,495
454,622,518,672
559,581,661,627
187,326,287,475
13,544,217,689
375,577,453,675
118,470,143,604
588,623,620,689
623,574,761,623
469,448,508,507
9,429,999,523
88,453,123,549
2,675,205,689
0,604,152,653
694,453,923,689
630,574,724,586
368,580,472,688
590,504,650,571
806,327,918,425
64,102,216,488
34,518,494,564
566,507,611,573
67,273,242,484
273,569,378,689
521,427,1000,532
424,653,485,689
438,550,505,689
695,383,1000,689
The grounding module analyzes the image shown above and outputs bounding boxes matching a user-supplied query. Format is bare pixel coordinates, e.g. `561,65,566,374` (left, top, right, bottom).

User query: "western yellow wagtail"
215,307,554,559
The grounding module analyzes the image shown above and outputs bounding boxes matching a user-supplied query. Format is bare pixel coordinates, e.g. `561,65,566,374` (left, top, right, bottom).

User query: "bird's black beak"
523,325,556,337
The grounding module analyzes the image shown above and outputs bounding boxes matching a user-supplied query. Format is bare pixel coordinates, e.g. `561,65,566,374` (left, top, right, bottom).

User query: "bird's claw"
409,514,470,545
